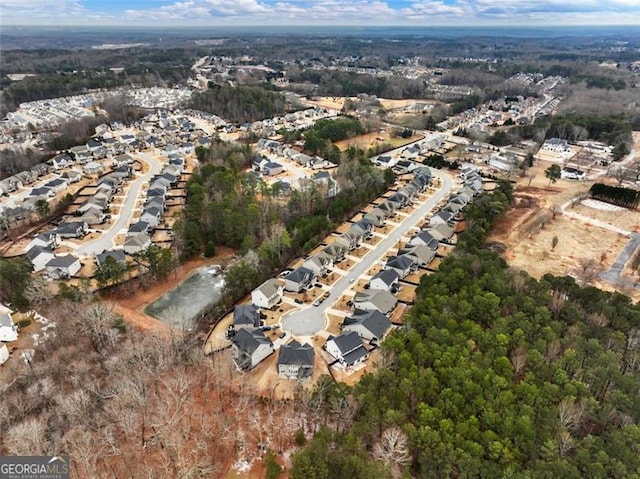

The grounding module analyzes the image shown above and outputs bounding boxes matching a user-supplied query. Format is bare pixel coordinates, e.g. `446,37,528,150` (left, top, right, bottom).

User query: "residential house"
388,191,409,208
46,254,81,279
69,145,92,163
112,154,134,167
96,249,127,267
251,278,283,309
25,232,60,252
233,304,262,329
44,178,68,193
55,221,87,238
61,170,81,183
385,255,417,279
160,171,179,186
353,290,398,315
378,201,397,218
336,228,363,251
87,138,103,152
413,166,432,183
325,331,369,368
424,224,454,243
230,327,274,370
323,243,348,263
79,194,108,214
398,244,435,267
123,233,151,255
79,206,106,225
140,206,162,228
284,267,316,293
145,196,166,212
0,304,18,342
15,171,35,185
364,208,386,227
375,155,395,168
83,161,103,175
303,253,333,277
26,245,55,272
30,163,50,178
444,201,463,216
278,340,314,379
50,153,72,170
394,159,417,174
0,177,21,194
369,269,400,292
429,210,454,226
543,137,571,153
351,219,374,238
29,187,54,199
342,309,392,343
262,162,284,176
128,221,151,236
409,231,440,251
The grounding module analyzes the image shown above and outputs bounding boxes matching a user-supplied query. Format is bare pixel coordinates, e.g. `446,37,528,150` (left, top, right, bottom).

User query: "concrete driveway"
76,152,161,257
281,168,454,335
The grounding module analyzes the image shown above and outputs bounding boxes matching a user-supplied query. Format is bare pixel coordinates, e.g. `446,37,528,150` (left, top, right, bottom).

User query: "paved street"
600,233,640,289
281,168,454,335
76,152,161,257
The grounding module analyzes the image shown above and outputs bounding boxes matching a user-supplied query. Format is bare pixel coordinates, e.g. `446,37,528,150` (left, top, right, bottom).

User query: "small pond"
144,265,225,329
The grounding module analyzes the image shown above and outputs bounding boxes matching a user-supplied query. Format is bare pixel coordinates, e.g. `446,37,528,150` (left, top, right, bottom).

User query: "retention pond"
144,265,225,329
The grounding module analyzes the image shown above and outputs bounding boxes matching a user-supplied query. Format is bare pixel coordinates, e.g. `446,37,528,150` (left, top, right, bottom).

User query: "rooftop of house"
278,339,314,367
46,254,79,268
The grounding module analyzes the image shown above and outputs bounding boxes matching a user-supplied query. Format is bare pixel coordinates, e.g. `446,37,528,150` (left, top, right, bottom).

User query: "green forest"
292,181,640,478
303,116,366,160
189,84,287,124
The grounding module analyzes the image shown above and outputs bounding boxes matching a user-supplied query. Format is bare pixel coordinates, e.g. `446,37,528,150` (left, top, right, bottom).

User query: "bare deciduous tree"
373,426,411,476
5,417,47,455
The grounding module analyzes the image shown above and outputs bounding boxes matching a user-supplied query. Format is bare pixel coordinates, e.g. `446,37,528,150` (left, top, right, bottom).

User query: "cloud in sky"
1,0,638,26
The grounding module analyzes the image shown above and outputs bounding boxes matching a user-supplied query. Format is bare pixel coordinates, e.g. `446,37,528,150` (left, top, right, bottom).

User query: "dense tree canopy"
190,84,286,124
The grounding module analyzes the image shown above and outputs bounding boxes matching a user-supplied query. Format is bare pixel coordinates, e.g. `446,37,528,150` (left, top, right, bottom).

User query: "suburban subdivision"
0,20,639,479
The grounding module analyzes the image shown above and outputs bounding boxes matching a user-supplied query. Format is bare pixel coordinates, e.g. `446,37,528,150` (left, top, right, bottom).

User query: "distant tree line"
589,183,640,209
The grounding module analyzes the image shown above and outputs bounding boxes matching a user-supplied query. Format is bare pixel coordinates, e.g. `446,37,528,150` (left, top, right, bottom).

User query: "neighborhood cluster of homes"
23,164,135,279
240,107,338,138
223,165,483,378
124,155,186,256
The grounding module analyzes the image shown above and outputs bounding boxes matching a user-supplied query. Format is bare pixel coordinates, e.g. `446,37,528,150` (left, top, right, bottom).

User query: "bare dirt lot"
490,159,640,296
333,131,423,152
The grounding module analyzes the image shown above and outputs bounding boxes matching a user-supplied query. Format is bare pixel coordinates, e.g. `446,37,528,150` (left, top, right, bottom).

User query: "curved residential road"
282,168,454,336
76,152,161,257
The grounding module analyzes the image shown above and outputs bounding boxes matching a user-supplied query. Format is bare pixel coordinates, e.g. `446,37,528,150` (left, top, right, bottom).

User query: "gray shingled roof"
371,268,399,286
344,309,392,340
46,254,79,268
234,304,261,327
286,266,314,284
330,331,364,356
96,250,127,266
353,290,398,314
278,340,314,367
26,245,53,261
231,328,273,354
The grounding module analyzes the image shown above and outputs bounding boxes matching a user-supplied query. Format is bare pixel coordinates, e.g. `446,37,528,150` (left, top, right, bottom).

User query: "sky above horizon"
1,0,638,27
